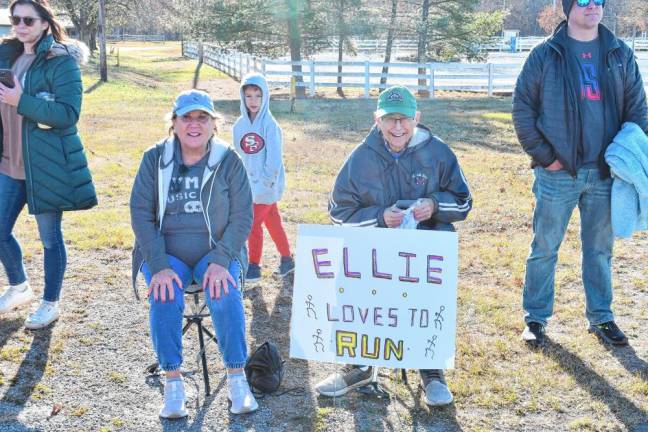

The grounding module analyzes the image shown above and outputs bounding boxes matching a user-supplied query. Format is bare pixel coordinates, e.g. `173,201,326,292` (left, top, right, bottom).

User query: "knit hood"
562,0,573,17
238,72,272,127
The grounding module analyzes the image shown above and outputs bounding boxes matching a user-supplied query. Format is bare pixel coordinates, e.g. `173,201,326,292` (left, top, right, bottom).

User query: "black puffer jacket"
512,22,648,177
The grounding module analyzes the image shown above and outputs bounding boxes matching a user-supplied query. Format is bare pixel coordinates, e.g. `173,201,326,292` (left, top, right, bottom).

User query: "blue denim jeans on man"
524,167,614,326
0,173,66,301
142,254,247,371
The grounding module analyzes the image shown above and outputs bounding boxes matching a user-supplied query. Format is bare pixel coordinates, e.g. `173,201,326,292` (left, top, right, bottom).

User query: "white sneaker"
24,300,59,330
159,377,188,419
227,374,258,414
0,281,34,313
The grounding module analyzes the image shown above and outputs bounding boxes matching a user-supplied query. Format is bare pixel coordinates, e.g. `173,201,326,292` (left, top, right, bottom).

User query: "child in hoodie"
233,73,294,282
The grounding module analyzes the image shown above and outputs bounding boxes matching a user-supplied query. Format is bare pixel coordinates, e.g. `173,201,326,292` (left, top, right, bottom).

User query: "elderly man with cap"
315,85,472,406
513,0,648,347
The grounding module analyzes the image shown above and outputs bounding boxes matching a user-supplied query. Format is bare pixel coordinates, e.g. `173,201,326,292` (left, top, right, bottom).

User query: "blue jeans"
141,254,247,371
0,173,66,302
523,168,614,326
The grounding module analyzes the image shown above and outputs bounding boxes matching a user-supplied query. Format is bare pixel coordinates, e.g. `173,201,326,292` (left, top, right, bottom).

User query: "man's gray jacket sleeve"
329,156,388,228
429,149,472,224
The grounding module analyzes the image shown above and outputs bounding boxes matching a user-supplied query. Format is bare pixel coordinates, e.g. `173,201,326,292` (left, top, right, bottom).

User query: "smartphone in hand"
0,69,14,88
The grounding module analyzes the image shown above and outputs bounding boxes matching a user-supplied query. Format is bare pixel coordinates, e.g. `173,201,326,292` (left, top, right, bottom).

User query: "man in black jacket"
513,0,648,347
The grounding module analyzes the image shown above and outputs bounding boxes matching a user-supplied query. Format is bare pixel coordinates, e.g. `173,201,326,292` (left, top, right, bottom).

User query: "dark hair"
3,0,68,64
242,84,262,93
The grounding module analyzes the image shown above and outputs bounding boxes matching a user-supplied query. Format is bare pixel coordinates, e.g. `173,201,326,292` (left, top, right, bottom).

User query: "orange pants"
248,203,291,264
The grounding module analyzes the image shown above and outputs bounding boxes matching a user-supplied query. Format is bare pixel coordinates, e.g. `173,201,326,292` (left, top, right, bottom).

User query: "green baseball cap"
376,86,417,118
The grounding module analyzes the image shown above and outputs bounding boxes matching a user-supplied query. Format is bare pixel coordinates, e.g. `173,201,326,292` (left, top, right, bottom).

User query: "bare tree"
52,0,132,51
416,0,431,96
380,0,399,89
537,4,563,35
617,0,648,45
98,0,107,81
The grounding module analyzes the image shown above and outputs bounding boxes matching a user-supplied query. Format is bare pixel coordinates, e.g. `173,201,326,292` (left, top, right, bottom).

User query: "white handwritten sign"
289,224,458,369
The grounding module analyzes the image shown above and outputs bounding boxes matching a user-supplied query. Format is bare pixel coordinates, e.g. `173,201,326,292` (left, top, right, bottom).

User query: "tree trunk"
78,24,92,51
336,0,345,96
89,32,97,52
193,42,204,89
380,0,398,89
98,0,107,82
417,0,431,97
287,0,306,98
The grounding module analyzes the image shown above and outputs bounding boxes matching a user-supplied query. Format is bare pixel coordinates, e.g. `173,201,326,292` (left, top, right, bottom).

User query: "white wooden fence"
107,34,166,42
183,42,648,97
328,37,648,53
309,37,648,54
485,36,648,52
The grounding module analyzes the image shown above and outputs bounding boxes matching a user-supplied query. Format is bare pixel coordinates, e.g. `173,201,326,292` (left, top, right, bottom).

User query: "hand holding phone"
0,69,15,88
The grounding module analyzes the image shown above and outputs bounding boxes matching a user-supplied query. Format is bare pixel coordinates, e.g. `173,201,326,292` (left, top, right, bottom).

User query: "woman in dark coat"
0,0,96,330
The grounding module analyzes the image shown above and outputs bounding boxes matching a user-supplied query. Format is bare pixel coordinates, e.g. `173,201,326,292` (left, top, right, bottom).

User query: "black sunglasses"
9,15,42,26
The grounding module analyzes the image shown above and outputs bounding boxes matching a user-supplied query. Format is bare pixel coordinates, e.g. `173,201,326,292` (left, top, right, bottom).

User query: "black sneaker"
246,263,262,283
278,256,295,276
315,366,373,397
522,322,546,347
589,321,628,346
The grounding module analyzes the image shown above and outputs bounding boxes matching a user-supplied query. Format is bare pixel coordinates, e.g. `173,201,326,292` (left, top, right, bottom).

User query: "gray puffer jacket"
329,124,472,229
130,136,253,289
512,22,648,177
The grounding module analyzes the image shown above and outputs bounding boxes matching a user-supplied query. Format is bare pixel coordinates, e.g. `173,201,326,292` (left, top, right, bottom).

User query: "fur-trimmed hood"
0,34,90,65
46,40,89,65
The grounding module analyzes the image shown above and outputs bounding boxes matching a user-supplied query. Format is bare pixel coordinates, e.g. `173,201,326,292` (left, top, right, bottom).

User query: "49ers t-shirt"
161,150,210,267
568,36,605,168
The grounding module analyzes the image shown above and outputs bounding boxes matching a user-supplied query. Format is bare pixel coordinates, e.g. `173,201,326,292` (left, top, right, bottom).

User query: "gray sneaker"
420,369,453,406
315,366,373,397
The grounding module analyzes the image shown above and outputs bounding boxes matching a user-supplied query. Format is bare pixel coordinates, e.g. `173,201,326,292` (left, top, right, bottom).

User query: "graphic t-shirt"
568,37,605,168
162,148,211,267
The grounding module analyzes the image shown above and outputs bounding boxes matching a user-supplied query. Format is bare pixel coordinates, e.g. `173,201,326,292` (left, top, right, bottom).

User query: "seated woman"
130,89,256,418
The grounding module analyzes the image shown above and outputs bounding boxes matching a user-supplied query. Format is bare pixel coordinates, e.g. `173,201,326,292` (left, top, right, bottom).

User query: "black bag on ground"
245,341,285,394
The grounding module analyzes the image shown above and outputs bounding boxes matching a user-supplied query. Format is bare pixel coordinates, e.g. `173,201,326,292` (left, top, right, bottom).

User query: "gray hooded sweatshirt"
130,136,253,289
329,124,472,229
232,73,285,204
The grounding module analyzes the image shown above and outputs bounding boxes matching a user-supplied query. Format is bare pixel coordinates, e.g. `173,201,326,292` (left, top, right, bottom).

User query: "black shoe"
246,263,262,283
522,322,546,347
589,321,628,346
278,256,295,276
